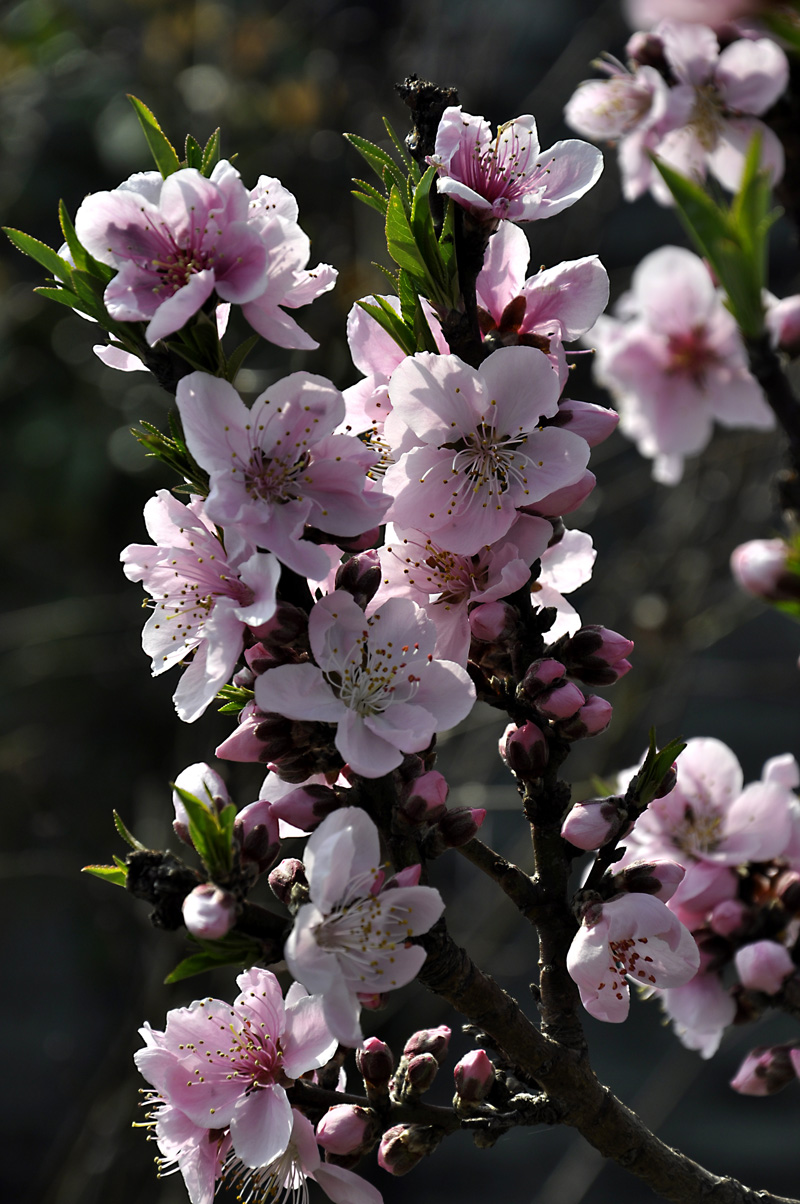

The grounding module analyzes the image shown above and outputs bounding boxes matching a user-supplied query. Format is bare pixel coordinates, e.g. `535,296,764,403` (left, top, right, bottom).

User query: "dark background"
2,0,800,1201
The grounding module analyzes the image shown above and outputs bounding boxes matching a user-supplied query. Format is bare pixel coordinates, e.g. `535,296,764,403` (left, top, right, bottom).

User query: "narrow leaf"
83,864,128,887
345,133,406,194
114,810,147,850
201,128,221,176
4,228,73,283
225,334,260,384
386,186,428,277
184,133,203,170
34,286,83,309
128,95,182,178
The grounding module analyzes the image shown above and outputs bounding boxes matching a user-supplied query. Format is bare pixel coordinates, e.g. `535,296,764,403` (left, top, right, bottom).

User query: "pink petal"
230,1084,293,1168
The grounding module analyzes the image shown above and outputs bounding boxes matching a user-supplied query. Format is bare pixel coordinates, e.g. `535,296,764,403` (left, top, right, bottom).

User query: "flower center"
242,445,309,503
689,84,725,152
674,803,722,857
451,421,531,498
223,1139,310,1204
666,327,718,384
326,631,423,717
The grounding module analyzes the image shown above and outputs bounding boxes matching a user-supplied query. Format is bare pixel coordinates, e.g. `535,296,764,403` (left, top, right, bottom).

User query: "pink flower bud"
501,721,549,779
316,1105,377,1156
730,539,800,604
248,601,309,650
270,784,339,832
454,1049,495,1103
611,858,685,902
732,1044,800,1096
182,883,236,939
377,1125,439,1175
399,770,449,826
233,799,280,873
557,694,612,740
357,1037,395,1089
554,399,619,447
403,1025,451,1063
766,294,800,356
389,864,423,888
735,940,795,995
405,1051,439,1093
563,626,634,686
626,30,665,68
267,857,308,908
521,658,567,696
335,550,382,609
215,702,274,763
710,899,749,937
561,799,626,851
469,601,517,642
537,680,585,720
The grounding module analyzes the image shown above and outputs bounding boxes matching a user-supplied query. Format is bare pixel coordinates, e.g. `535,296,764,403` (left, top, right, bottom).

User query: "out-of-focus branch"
745,333,800,514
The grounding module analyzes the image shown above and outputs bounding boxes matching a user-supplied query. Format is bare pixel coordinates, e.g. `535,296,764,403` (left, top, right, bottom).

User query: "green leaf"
128,95,182,178
386,186,428,277
627,729,686,812
201,128,221,176
4,228,73,283
114,810,146,850
34,286,83,309
382,116,413,172
765,10,800,53
164,932,264,984
58,200,114,282
225,334,260,384
184,133,203,170
352,179,389,217
133,419,210,494
357,299,417,357
217,684,255,714
83,864,128,887
345,133,406,194
174,785,234,878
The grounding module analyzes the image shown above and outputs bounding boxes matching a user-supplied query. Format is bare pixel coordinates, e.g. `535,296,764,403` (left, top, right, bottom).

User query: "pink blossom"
651,22,788,194
659,972,736,1057
140,1098,228,1204
567,892,700,1022
625,0,770,27
285,808,445,1044
731,538,800,603
384,347,589,555
121,490,280,722
135,968,336,1168
75,163,269,345
731,1044,800,1096
255,591,475,778
175,370,390,581
376,513,552,664
735,940,794,994
591,246,772,483
240,175,337,350
530,528,597,640
429,107,603,224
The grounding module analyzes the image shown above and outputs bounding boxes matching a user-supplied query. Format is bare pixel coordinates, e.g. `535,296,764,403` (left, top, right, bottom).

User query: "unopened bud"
735,940,795,995
182,883,236,939
610,858,685,902
557,694,612,740
561,798,627,851
316,1105,379,1156
454,1049,495,1104
526,469,596,517
710,899,749,937
653,761,678,799
377,1125,440,1176
248,601,310,658
520,658,566,699
469,601,517,643
563,625,634,686
234,799,280,873
270,784,339,832
399,771,449,826
388,864,423,888
267,858,308,909
626,30,665,69
403,1025,451,1063
730,539,800,604
501,721,549,779
553,399,618,447
767,294,800,356
434,806,486,850
335,550,382,609
732,1044,800,1096
536,680,585,721
357,1037,394,1094
404,1051,439,1094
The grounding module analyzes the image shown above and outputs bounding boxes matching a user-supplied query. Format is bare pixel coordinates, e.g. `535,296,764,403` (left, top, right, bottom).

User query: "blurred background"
3,0,800,1201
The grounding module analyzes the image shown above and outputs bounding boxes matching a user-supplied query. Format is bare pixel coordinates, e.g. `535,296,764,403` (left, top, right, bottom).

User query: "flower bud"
377,1125,440,1175
501,721,549,779
610,858,685,902
454,1049,495,1103
562,625,634,686
536,680,586,721
557,694,612,740
316,1105,379,1156
710,899,749,938
270,784,340,832
731,1044,800,1096
357,1037,394,1093
403,1025,451,1063
398,771,449,826
561,798,627,851
735,940,795,995
520,658,567,699
233,799,281,874
335,550,382,609
182,883,236,939
626,30,665,69
248,601,310,658
267,857,308,909
388,864,423,888
766,294,800,357
404,1051,439,1094
434,806,486,850
730,539,800,604
469,601,517,643
653,761,678,799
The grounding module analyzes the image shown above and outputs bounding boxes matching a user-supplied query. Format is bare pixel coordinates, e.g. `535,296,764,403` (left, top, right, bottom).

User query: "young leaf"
352,178,389,217
174,785,234,878
225,334,260,384
201,128,221,176
58,200,114,282
4,228,73,284
114,810,147,851
164,933,264,984
386,186,428,277
34,286,83,309
345,133,406,194
382,115,413,171
184,133,204,170
357,299,417,357
128,95,182,178
82,864,128,887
